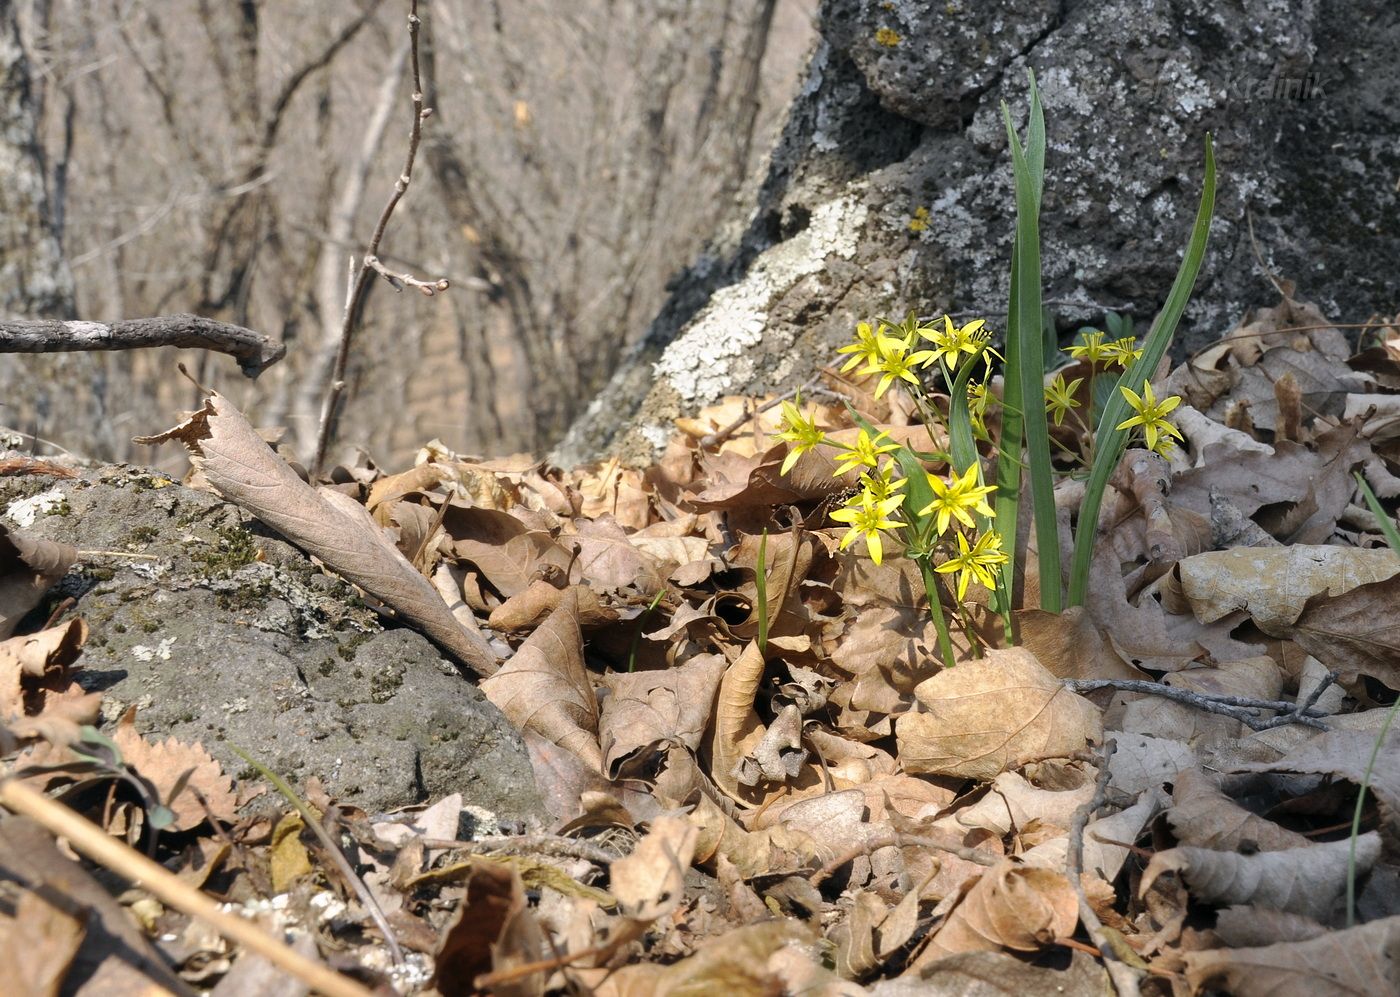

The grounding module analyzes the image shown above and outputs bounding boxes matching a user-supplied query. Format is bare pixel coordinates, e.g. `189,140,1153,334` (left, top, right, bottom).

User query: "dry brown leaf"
481,590,602,772
0,887,87,997
135,393,497,676
109,709,238,831
610,815,698,923
1141,833,1381,920
1016,606,1148,681
588,921,839,997
600,653,726,779
1176,546,1399,630
1231,724,1400,845
1282,573,1400,690
487,580,615,632
0,522,76,640
0,816,193,995
896,648,1103,780
707,636,819,805
1119,657,1283,753
0,619,100,752
1184,915,1400,997
1166,768,1310,851
567,516,666,593
914,858,1078,966
445,506,572,600
431,859,545,997
1105,731,1196,794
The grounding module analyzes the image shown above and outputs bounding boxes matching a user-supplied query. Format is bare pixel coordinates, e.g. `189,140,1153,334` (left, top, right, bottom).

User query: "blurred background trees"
0,0,815,465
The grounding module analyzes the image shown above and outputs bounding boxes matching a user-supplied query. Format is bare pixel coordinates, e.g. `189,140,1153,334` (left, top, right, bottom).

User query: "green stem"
916,555,958,669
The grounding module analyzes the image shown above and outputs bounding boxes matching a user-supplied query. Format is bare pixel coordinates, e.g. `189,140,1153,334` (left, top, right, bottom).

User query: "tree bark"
0,1,74,318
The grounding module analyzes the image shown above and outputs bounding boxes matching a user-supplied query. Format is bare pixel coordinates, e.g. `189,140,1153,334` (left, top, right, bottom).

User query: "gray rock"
0,464,543,822
556,0,1399,466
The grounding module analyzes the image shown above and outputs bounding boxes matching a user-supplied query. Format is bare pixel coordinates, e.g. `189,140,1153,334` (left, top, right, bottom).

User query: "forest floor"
4,291,1400,996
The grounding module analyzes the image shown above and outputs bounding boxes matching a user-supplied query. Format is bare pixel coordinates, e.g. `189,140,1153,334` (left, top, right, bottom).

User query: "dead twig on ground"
312,0,448,477
0,314,284,377
417,834,621,866
1063,678,1332,731
0,778,374,997
1067,739,1143,997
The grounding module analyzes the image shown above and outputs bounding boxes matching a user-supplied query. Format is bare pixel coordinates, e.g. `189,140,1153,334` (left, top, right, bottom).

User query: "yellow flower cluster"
771,319,1010,598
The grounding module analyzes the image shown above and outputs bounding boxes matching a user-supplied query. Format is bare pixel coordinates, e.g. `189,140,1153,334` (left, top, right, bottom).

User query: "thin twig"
0,314,284,377
364,254,449,296
809,831,996,888
312,0,443,476
1067,739,1143,997
0,778,374,997
417,834,621,866
1063,678,1331,731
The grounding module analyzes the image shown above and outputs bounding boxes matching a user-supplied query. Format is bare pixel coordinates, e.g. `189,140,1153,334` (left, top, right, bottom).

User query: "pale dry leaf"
1283,573,1400,690
1166,767,1310,851
599,652,726,778
1176,546,1399,630
1021,785,1165,884
481,590,602,772
609,814,698,923
110,710,239,831
1184,914,1400,997
830,889,886,978
915,858,1078,966
1016,607,1148,681
1105,731,1196,794
1213,905,1329,948
135,393,497,676
896,648,1103,780
567,516,665,593
1140,833,1381,920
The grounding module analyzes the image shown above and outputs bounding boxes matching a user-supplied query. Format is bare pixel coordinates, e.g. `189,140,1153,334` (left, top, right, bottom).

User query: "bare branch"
312,0,443,476
364,254,449,297
0,314,285,377
1063,678,1331,731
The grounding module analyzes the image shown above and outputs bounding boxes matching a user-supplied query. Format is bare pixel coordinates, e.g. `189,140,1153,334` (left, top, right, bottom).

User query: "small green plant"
771,72,1216,666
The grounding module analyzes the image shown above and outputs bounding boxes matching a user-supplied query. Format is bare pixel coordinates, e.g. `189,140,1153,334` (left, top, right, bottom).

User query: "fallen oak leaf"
135,392,497,676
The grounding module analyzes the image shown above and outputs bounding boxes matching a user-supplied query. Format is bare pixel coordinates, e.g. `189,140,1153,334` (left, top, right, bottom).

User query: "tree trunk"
555,0,1400,467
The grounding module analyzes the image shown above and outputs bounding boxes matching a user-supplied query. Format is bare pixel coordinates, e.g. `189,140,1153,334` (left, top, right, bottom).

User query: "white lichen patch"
4,488,68,527
654,193,868,404
131,636,176,661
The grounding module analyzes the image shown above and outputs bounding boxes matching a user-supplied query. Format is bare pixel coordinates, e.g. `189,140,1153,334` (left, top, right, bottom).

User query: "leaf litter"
5,292,1400,994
